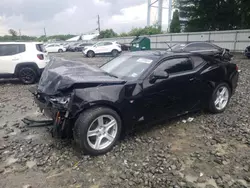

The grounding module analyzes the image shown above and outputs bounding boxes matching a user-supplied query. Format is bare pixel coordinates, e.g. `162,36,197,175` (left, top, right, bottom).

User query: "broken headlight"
49,96,71,107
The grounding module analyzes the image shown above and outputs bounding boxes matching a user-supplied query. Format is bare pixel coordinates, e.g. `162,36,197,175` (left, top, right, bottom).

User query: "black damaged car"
31,50,239,155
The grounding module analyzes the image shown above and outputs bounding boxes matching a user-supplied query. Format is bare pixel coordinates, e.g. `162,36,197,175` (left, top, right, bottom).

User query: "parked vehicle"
62,43,70,51
0,42,49,84
83,41,122,57
119,43,130,51
73,43,93,52
45,44,66,53
67,43,80,52
31,50,239,155
244,46,250,59
169,42,233,61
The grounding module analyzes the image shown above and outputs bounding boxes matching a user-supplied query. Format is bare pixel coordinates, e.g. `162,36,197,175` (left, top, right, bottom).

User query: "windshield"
100,55,156,80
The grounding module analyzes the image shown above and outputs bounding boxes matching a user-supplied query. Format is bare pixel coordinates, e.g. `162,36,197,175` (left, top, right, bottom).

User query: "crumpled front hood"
38,58,125,96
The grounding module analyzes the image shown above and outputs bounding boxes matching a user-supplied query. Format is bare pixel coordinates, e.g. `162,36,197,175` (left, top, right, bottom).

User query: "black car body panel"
244,46,250,58
38,58,125,95
169,42,233,61
31,51,239,136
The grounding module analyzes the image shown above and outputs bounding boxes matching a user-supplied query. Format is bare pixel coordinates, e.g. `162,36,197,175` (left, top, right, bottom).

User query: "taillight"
37,54,44,60
235,65,238,71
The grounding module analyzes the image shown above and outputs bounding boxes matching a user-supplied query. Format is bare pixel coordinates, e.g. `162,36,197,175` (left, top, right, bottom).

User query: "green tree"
98,29,118,39
37,35,48,42
8,29,18,37
239,0,250,29
119,32,128,37
170,10,181,33
176,0,250,32
0,35,37,42
128,26,162,36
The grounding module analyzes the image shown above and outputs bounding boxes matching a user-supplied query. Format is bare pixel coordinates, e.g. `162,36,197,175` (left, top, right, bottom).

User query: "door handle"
189,78,195,81
12,58,19,61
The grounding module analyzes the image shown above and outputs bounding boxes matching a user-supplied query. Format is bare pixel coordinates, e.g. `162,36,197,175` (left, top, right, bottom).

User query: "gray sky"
0,0,149,36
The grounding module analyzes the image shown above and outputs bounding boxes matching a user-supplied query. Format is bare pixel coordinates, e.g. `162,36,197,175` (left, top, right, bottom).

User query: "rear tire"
73,107,122,155
111,49,119,57
58,49,63,53
18,67,37,84
208,83,231,113
87,50,95,58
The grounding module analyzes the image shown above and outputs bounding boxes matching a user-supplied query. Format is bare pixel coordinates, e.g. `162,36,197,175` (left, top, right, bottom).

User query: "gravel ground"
0,52,249,188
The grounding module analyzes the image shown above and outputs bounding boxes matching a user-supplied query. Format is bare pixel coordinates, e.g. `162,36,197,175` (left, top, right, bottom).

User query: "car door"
0,44,22,74
142,56,203,121
45,44,54,53
94,42,107,54
53,44,59,52
103,42,113,53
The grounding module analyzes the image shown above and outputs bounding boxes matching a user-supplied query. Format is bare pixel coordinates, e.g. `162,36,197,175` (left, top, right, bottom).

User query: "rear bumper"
231,71,239,95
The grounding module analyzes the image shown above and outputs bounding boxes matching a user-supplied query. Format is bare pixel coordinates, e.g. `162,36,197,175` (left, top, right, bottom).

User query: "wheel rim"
87,115,118,150
88,51,93,57
214,86,229,110
20,69,35,83
113,50,118,56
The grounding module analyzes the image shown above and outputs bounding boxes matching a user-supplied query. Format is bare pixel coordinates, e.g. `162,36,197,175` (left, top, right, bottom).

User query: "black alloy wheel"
19,67,37,84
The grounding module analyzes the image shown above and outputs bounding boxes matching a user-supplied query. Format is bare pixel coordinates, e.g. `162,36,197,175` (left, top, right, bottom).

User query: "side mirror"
150,70,169,83
248,36,250,39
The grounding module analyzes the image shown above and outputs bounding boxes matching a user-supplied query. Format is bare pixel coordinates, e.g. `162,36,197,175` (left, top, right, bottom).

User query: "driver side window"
155,58,193,74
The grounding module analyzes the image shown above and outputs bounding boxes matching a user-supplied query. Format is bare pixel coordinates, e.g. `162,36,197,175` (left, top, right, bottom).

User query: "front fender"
69,85,124,118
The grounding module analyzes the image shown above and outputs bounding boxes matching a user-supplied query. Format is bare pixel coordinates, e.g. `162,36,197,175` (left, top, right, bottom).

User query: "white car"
83,41,122,57
45,44,66,53
0,42,49,84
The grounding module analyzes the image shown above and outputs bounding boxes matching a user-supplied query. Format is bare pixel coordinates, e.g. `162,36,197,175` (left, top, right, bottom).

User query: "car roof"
0,42,43,44
179,41,211,44
122,50,191,58
175,41,218,46
97,41,115,43
123,50,222,60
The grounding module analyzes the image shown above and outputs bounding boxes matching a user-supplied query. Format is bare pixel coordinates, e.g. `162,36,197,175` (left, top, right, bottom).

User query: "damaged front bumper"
29,86,73,137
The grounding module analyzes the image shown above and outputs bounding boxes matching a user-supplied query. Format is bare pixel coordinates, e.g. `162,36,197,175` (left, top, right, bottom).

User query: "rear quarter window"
36,44,45,52
191,56,205,68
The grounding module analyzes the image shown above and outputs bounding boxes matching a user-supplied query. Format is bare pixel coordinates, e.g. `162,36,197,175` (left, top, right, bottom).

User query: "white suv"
0,42,49,84
83,41,121,57
45,44,66,53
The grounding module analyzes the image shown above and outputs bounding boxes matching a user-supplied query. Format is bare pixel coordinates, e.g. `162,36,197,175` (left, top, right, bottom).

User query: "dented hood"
38,58,126,95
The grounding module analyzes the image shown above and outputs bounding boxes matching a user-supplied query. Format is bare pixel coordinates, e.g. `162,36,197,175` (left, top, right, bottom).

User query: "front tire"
209,83,231,113
87,50,95,58
18,67,37,84
111,49,119,57
73,107,122,155
58,49,63,53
